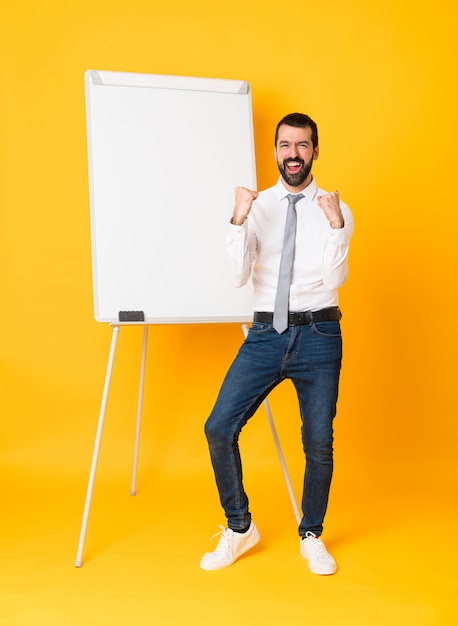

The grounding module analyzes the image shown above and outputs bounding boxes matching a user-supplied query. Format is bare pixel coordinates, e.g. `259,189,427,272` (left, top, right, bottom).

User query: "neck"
281,173,313,194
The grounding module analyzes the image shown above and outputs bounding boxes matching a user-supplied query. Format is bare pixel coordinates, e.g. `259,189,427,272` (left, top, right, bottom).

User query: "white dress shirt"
226,177,354,313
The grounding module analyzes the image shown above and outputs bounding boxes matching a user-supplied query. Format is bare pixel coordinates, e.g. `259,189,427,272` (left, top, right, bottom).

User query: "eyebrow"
278,140,310,146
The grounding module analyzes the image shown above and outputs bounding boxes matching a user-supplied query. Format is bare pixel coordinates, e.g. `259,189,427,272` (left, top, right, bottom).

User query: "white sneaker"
200,521,261,570
300,532,337,575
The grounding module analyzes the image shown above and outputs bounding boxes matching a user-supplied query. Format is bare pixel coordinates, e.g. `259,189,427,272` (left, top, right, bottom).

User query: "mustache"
283,157,305,166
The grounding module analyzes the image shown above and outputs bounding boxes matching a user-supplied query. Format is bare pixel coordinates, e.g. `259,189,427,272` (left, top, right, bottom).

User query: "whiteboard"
85,70,256,324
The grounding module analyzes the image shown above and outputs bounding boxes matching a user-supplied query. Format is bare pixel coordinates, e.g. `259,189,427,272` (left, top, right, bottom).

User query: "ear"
313,145,319,160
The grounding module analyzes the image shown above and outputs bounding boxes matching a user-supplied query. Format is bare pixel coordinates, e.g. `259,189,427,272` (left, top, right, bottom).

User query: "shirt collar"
274,176,318,203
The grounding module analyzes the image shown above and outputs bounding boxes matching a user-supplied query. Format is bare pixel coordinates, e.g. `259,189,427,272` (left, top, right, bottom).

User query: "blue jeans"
204,319,342,537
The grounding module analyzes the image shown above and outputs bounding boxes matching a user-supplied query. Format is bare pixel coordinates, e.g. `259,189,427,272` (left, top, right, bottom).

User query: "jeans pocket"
249,321,272,335
312,320,342,338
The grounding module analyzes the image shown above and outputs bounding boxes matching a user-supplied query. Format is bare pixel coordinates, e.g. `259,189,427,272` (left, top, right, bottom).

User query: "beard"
277,156,313,188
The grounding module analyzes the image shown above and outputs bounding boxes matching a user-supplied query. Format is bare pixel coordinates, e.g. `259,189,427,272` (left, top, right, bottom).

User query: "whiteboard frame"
85,70,256,324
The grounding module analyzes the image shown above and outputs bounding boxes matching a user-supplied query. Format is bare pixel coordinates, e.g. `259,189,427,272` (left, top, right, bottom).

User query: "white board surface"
85,70,256,324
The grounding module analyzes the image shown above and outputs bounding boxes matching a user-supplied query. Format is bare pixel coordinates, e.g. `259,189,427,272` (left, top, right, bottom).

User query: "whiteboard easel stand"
74,323,119,567
131,325,148,496
74,323,300,568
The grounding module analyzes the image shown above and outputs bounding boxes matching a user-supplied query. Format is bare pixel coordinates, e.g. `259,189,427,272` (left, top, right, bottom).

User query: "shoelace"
304,532,328,558
211,526,233,555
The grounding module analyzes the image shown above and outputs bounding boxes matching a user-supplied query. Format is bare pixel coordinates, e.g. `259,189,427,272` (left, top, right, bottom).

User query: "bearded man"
200,113,354,576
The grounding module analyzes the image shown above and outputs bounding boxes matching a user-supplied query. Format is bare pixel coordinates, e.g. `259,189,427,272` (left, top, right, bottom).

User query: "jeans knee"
204,412,238,449
304,439,334,464
204,416,214,441
204,414,224,446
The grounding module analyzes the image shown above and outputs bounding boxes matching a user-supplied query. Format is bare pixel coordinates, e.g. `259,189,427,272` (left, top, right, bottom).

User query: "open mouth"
284,159,304,176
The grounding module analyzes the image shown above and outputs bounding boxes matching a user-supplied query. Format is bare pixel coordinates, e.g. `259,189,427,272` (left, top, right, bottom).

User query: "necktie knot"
287,193,303,207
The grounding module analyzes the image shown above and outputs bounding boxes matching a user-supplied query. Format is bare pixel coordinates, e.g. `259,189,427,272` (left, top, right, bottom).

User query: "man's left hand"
317,190,344,229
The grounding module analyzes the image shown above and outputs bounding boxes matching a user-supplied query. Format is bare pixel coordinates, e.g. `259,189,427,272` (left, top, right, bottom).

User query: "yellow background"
1,1,457,624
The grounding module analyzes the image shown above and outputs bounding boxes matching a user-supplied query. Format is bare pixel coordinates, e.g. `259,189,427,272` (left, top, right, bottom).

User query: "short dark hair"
274,113,318,149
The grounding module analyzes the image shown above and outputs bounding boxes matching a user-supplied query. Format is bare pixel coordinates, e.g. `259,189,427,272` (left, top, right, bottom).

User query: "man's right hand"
231,186,258,225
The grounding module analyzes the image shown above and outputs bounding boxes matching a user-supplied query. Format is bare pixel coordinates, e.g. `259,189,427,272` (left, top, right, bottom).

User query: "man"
200,113,354,575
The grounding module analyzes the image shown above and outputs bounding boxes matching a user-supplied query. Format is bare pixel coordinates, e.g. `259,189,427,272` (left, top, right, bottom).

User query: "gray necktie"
273,193,303,334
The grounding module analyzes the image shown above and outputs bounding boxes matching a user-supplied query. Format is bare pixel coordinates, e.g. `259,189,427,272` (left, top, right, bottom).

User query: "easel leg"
130,325,148,496
74,324,120,567
241,323,301,525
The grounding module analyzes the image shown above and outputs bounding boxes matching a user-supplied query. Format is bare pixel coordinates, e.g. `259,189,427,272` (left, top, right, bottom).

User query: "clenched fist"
317,190,344,229
231,186,259,226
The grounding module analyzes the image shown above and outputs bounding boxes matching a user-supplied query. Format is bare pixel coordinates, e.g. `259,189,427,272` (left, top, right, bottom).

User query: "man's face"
275,125,319,189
